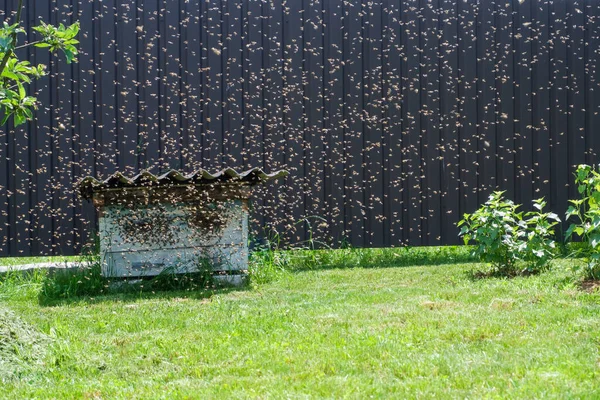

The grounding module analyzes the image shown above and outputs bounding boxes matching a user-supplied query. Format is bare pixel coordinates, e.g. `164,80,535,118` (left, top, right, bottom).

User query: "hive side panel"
99,199,248,278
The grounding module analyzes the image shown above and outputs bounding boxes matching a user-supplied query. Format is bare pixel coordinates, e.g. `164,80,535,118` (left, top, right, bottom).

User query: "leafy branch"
565,164,600,279
0,1,79,126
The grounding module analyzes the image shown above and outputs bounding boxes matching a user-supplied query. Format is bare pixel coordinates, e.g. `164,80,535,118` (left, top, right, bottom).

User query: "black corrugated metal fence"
1,0,599,255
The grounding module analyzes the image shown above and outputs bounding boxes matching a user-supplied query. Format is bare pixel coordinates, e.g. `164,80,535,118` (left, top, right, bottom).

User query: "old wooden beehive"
78,168,288,282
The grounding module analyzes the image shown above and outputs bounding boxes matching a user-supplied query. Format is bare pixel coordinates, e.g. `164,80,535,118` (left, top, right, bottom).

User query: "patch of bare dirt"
580,280,600,293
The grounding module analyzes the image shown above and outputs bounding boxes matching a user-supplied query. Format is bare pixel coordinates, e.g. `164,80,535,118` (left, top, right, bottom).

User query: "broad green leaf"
1,70,19,81
0,35,12,51
13,110,25,126
17,82,25,99
23,107,32,119
547,213,560,222
63,48,74,64
591,234,600,248
0,112,10,126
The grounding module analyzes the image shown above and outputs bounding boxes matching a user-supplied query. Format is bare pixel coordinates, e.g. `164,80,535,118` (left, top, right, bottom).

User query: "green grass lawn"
1,254,599,399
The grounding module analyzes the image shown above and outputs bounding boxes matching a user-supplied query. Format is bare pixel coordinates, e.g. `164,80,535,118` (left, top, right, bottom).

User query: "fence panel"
0,0,598,255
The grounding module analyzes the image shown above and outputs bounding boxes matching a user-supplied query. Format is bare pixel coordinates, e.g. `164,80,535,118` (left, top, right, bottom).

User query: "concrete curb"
0,262,92,275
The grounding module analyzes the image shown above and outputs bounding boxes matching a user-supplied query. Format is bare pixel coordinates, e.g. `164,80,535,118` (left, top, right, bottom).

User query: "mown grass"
0,305,49,381
0,247,599,399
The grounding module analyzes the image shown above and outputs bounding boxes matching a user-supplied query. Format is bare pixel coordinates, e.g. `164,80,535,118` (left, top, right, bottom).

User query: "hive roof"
78,168,288,199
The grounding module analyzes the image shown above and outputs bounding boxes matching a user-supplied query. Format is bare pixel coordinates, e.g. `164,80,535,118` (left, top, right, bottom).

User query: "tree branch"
15,40,41,50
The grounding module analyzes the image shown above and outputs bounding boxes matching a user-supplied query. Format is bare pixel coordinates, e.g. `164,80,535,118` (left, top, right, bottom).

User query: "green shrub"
565,164,600,279
458,191,560,276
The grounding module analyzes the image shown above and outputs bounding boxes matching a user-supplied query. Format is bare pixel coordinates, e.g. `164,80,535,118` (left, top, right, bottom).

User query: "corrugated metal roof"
78,168,288,199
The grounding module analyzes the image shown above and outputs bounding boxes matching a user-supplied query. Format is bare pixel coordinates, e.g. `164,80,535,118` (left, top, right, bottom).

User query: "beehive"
78,168,287,281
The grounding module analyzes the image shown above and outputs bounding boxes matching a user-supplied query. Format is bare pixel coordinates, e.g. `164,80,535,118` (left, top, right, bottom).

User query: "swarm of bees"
0,0,598,256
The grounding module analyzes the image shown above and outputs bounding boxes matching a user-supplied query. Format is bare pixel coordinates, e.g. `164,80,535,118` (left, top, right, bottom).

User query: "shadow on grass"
465,266,543,281
463,260,585,294
39,285,248,307
36,263,249,307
